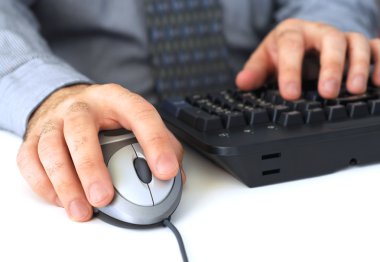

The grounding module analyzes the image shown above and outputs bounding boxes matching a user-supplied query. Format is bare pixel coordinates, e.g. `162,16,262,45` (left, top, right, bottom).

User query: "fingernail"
156,154,178,177
89,182,109,205
285,82,299,99
323,79,339,97
351,75,366,92
69,199,91,220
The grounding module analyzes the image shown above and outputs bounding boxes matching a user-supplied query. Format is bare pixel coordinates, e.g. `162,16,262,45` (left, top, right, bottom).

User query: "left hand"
236,18,380,100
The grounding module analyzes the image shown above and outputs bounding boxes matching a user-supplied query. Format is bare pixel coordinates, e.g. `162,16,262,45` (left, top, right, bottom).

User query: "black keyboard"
158,81,380,187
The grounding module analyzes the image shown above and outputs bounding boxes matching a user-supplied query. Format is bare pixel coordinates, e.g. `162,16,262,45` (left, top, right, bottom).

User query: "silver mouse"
95,129,183,227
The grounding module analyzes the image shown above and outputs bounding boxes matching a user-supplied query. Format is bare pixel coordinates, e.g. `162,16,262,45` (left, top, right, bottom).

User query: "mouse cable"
163,219,188,262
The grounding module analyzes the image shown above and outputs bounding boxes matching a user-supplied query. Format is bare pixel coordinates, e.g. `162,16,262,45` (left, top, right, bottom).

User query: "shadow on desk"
1,130,380,262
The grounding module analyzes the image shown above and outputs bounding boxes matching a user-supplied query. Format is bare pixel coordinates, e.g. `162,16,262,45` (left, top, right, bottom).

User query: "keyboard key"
347,102,368,118
304,108,325,124
239,92,257,105
368,99,380,115
219,111,246,129
186,94,204,105
243,97,258,107
299,101,321,112
207,92,235,107
268,105,290,122
278,111,303,127
284,99,306,111
323,99,340,106
193,98,210,107
305,90,321,101
244,108,269,126
178,107,223,131
335,93,377,105
228,102,245,111
195,115,223,132
161,98,191,117
325,105,347,122
265,90,283,104
200,102,218,113
178,107,204,126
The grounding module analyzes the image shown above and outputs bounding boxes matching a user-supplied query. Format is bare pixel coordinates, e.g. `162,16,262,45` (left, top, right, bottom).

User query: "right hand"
16,83,184,222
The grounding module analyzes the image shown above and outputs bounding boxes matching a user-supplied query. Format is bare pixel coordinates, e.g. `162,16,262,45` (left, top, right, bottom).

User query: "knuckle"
350,59,370,70
281,67,299,78
146,132,167,147
40,119,59,136
68,134,89,153
133,103,160,122
277,30,304,50
44,160,65,179
324,28,345,42
347,32,366,41
370,39,380,50
355,56,371,65
55,180,77,196
37,135,58,159
323,61,344,74
65,116,90,138
123,91,146,106
66,101,90,115
104,83,124,92
75,156,97,172
315,22,328,30
63,118,94,154
370,38,380,45
279,18,302,28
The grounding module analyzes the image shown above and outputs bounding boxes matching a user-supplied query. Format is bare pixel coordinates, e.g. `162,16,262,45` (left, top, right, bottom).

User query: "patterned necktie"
144,0,233,98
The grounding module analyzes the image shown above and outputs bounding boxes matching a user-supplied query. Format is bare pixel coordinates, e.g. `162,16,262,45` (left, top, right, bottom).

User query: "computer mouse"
94,129,183,228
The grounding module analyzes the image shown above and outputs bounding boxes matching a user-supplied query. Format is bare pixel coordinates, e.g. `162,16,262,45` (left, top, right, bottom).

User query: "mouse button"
149,176,175,205
107,146,153,207
99,132,136,146
102,129,131,137
133,157,152,184
131,143,145,158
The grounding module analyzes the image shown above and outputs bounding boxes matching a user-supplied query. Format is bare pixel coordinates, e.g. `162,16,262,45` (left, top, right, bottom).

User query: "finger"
276,28,305,100
370,39,380,86
345,33,371,94
235,36,276,90
317,29,347,99
98,85,180,180
167,130,186,184
17,135,61,206
38,120,92,222
63,101,114,208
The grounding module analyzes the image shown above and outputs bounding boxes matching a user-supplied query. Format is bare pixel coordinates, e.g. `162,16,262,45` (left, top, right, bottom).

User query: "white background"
1,130,380,262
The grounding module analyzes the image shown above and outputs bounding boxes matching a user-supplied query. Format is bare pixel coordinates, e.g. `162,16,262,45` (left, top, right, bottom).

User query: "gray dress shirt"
0,0,378,137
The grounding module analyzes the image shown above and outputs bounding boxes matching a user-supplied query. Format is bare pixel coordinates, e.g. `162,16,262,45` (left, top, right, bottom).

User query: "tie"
144,0,233,97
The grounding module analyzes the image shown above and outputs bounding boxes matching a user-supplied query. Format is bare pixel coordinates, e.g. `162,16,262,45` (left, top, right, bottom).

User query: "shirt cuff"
294,12,378,38
275,2,379,38
0,58,93,137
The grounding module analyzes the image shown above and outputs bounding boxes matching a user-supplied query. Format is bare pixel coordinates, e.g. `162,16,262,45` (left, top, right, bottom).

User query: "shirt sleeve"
275,0,379,38
0,0,92,137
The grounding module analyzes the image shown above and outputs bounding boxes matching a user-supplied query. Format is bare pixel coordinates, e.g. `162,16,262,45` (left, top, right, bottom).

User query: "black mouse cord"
163,219,188,262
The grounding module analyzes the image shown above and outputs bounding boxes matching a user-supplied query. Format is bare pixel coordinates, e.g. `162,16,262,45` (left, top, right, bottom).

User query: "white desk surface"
1,130,380,262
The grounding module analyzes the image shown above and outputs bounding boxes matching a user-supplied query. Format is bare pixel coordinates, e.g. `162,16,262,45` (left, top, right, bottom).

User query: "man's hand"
16,84,184,221
236,19,380,100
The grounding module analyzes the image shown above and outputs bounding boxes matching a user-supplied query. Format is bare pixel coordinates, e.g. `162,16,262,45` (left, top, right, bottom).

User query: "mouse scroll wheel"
133,157,152,184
